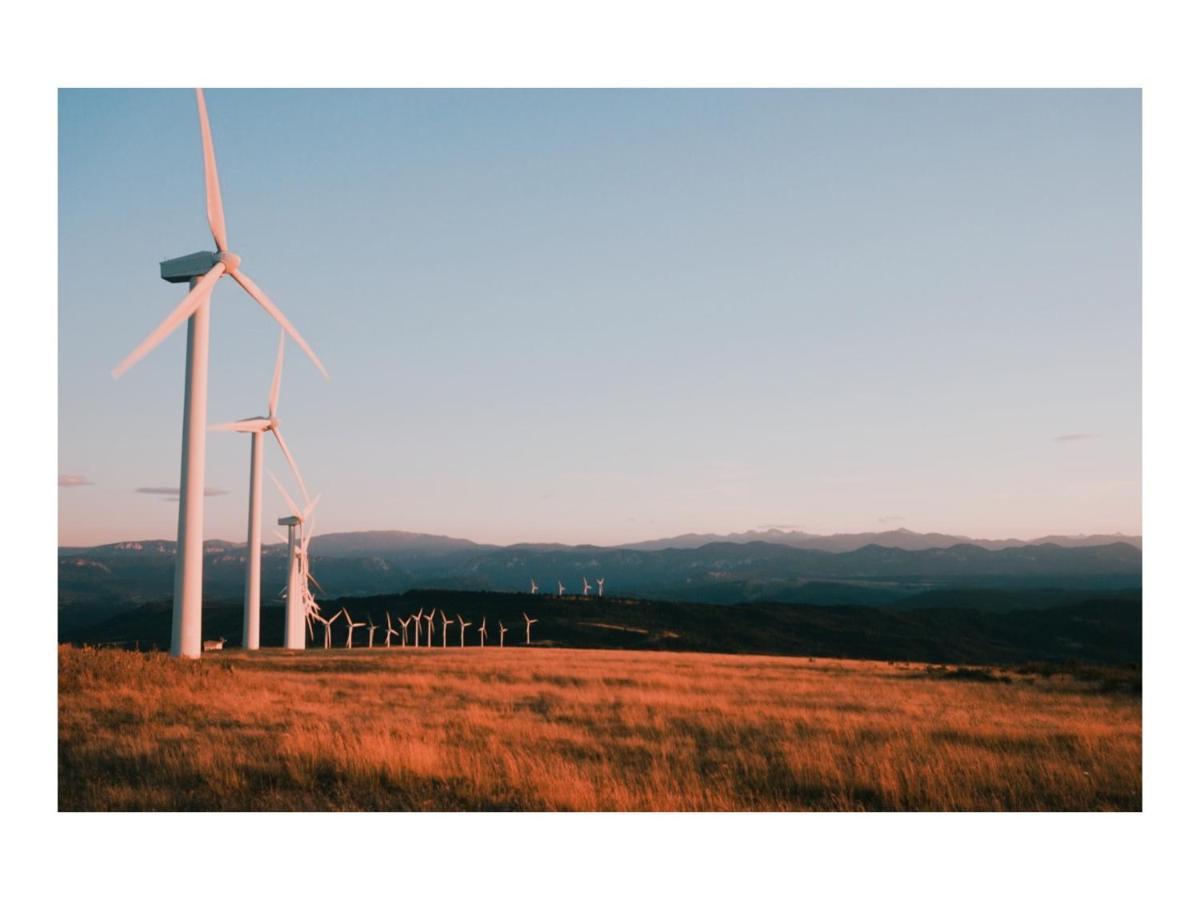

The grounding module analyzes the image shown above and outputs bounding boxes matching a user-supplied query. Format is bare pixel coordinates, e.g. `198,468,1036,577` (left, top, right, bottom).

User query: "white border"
10,1,1198,896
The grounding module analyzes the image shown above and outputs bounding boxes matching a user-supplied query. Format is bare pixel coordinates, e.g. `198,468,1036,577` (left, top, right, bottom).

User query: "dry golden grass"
58,645,1140,811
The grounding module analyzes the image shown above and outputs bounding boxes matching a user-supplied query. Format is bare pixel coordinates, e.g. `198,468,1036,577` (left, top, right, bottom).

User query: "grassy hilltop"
59,644,1141,812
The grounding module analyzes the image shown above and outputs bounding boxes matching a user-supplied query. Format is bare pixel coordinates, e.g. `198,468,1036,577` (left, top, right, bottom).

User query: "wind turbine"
530,578,538,594
522,612,538,645
478,617,488,647
272,471,320,649
367,615,379,649
313,608,341,650
384,612,399,648
439,610,452,648
424,609,436,648
342,608,365,648
210,330,307,650
597,577,605,598
112,89,328,658
558,581,565,597
582,577,592,597
457,614,471,648
412,608,424,646
498,621,508,648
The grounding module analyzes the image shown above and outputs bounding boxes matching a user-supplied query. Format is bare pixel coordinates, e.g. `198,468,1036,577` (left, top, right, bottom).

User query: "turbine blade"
268,329,285,418
195,89,228,253
112,264,224,378
268,469,301,517
303,493,322,521
270,427,309,505
229,269,329,380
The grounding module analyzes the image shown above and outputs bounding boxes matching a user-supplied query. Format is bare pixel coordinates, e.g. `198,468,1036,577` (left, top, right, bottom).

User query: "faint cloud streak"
59,474,93,487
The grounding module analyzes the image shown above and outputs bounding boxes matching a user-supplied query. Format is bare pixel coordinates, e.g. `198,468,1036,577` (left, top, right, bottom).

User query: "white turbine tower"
478,617,488,647
597,577,605,598
384,612,399,648
112,88,328,658
271,471,320,649
412,608,424,646
558,581,565,597
522,612,538,645
457,614,471,648
530,578,538,594
367,615,379,649
210,330,308,650
398,615,411,647
498,621,508,648
439,610,452,648
424,609,436,648
582,577,592,597
313,608,341,650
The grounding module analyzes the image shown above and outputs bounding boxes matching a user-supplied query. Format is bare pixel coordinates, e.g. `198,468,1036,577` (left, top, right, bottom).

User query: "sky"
58,89,1141,547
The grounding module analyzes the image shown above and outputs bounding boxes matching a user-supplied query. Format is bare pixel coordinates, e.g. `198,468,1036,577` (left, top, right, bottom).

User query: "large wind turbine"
211,331,308,650
112,89,328,658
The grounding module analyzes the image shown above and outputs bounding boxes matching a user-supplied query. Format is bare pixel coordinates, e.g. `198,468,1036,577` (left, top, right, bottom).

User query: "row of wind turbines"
531,578,605,597
312,608,540,649
113,89,327,657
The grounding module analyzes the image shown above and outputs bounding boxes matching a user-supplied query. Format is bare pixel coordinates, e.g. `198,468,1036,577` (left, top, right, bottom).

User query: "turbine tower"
597,577,605,598
457,614,471,648
530,578,538,594
582,577,592,597
210,330,308,650
558,581,565,597
113,89,328,658
498,621,508,648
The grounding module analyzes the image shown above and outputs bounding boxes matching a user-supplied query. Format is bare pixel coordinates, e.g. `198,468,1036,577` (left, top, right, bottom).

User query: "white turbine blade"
303,493,322,521
229,269,329,380
112,264,224,378
195,89,228,253
273,530,288,543
268,328,285,418
268,469,301,517
270,427,309,505
210,417,271,433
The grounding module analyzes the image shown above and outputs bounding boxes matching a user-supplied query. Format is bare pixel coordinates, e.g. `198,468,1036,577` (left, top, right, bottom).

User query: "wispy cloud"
136,486,229,497
59,474,93,487
1054,433,1101,443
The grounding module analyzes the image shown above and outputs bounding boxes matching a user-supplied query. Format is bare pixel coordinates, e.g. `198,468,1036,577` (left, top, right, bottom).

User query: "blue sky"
58,89,1140,546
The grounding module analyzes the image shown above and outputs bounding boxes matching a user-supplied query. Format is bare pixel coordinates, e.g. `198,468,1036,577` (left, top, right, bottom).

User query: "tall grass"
58,645,1140,811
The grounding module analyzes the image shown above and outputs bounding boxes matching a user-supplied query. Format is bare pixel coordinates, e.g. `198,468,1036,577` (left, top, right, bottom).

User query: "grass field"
58,644,1141,811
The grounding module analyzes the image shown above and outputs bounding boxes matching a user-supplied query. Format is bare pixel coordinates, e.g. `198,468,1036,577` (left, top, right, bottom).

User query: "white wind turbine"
522,612,538,646
478,617,488,647
112,89,327,658
271,471,320,649
384,612,399,648
367,615,379,649
210,330,308,650
412,608,424,646
342,608,365,648
439,610,452,648
498,621,508,648
597,577,605,598
399,615,411,647
457,614,471,648
424,609,436,648
313,608,341,650
558,581,565,597
530,578,538,594
582,577,592,597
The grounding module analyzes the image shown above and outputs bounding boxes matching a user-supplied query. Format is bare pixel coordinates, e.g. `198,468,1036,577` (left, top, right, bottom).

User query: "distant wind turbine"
412,608,424,645
457,614,471,648
271,471,320,649
342,607,365,648
523,612,538,646
424,610,436,648
597,577,605,598
384,612,399,648
582,577,592,597
558,581,565,597
439,610,452,648
478,617,488,647
530,578,538,594
366,615,379,649
498,621,508,648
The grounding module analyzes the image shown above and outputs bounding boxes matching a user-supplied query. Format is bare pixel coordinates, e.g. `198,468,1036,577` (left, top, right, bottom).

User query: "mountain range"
59,527,1141,636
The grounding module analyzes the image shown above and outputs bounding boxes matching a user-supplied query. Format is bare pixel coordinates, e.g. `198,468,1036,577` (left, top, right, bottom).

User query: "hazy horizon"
59,89,1140,546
